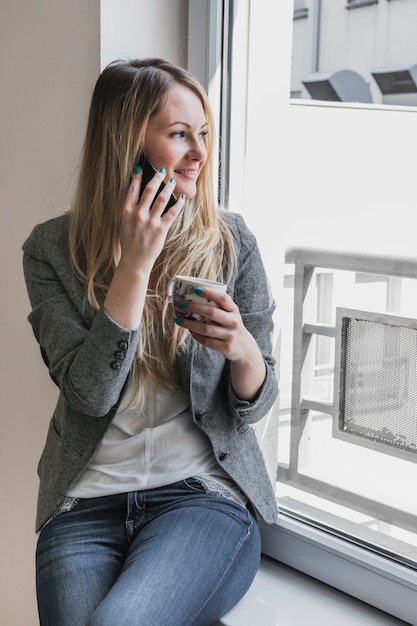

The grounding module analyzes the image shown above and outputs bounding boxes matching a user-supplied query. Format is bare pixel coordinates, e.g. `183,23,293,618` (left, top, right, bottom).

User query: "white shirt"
67,380,245,505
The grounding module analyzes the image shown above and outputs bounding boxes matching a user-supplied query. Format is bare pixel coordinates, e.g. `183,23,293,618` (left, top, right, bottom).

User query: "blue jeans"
36,479,261,626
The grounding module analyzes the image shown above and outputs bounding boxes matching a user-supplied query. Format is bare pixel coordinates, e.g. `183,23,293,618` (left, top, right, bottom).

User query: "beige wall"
100,0,188,69
0,2,100,623
0,1,187,623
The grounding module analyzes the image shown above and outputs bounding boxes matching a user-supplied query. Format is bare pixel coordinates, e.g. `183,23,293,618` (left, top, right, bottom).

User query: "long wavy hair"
68,58,235,406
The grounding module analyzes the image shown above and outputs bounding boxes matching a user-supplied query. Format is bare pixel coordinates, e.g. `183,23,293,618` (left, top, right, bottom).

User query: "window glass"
224,1,417,619
291,0,417,106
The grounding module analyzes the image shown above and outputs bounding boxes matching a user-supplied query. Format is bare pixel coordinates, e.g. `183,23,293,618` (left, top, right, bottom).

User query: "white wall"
0,1,186,623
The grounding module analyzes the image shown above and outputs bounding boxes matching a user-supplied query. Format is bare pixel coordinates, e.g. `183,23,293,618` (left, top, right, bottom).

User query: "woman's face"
144,83,208,200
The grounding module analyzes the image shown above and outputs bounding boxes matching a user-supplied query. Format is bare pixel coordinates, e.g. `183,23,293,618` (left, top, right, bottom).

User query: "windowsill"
218,553,409,625
289,98,417,114
254,516,416,625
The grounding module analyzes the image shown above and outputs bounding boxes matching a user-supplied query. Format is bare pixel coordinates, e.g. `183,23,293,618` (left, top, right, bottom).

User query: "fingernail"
134,165,142,174
194,287,204,294
175,317,184,325
159,167,166,174
178,301,189,309
181,193,186,200
169,177,176,184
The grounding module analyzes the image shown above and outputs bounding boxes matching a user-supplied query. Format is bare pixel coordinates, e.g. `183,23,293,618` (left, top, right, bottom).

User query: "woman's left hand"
176,288,266,401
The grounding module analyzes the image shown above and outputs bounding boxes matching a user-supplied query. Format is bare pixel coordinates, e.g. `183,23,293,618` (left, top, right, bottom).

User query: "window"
272,253,417,623
219,1,417,622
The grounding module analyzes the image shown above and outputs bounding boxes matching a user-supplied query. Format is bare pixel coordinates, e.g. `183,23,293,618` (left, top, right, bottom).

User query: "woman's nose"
187,137,207,160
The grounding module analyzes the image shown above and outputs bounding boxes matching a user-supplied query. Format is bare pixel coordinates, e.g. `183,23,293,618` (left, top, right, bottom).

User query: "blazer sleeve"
225,212,278,423
22,220,141,417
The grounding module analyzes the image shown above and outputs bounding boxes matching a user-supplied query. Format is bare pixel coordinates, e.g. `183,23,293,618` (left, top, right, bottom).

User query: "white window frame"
260,516,416,624
190,2,417,623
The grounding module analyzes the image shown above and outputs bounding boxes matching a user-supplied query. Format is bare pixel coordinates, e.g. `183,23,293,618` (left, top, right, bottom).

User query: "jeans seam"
188,509,256,625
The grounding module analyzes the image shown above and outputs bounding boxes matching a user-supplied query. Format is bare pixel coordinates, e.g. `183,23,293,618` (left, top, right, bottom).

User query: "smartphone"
137,155,177,216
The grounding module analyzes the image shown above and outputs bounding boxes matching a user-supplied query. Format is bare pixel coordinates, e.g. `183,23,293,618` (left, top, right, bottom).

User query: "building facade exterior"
291,0,417,105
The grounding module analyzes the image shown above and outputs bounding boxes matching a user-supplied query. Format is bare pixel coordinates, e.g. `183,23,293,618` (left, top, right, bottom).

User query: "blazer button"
218,451,229,462
118,340,128,350
111,360,122,371
114,350,125,361
195,412,208,422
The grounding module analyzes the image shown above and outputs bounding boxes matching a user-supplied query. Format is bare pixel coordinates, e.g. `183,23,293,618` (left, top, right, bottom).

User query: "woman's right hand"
118,167,184,275
103,168,185,330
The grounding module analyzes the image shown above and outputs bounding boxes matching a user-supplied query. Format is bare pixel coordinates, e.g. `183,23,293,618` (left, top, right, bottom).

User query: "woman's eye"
170,130,208,140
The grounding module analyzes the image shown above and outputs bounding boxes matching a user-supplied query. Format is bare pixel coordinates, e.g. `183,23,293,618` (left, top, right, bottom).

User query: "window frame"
187,0,235,207
260,515,417,624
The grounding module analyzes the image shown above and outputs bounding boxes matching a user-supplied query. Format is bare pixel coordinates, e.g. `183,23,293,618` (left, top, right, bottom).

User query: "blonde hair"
68,58,235,407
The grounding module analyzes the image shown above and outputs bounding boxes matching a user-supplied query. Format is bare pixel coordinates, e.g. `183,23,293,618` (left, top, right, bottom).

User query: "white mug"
167,275,227,322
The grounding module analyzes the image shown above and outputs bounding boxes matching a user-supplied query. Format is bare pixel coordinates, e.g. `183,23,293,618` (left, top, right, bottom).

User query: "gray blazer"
23,210,279,532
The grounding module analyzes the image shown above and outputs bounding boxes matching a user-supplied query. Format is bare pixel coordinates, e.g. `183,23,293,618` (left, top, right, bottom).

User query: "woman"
23,58,278,626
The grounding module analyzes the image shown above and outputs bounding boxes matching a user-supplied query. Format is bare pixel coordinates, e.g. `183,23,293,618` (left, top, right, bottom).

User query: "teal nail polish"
159,167,166,174
134,165,142,174
169,177,176,184
175,317,184,325
194,287,204,295
181,193,186,200
178,301,189,309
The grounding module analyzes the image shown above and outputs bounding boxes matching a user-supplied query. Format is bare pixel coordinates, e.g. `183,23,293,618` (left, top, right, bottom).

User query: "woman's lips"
174,168,198,180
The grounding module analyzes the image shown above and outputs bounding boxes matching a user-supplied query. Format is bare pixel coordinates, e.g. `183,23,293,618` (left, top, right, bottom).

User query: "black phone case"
137,156,177,215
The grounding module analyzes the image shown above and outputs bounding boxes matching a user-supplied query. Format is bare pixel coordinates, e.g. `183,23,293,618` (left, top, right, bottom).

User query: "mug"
167,275,227,322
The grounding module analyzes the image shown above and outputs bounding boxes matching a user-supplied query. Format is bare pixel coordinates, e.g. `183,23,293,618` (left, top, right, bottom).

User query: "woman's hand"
118,167,184,274
175,288,266,401
104,168,185,330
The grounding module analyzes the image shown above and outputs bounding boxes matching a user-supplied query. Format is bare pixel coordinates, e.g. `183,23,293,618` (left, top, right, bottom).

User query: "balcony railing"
278,246,417,560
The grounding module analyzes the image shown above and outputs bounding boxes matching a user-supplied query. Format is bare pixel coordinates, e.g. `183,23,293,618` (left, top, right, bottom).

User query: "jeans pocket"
182,477,207,494
183,477,248,509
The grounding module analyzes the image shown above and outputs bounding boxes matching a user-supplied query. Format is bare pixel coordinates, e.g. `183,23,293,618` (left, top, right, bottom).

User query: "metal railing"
279,246,417,536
